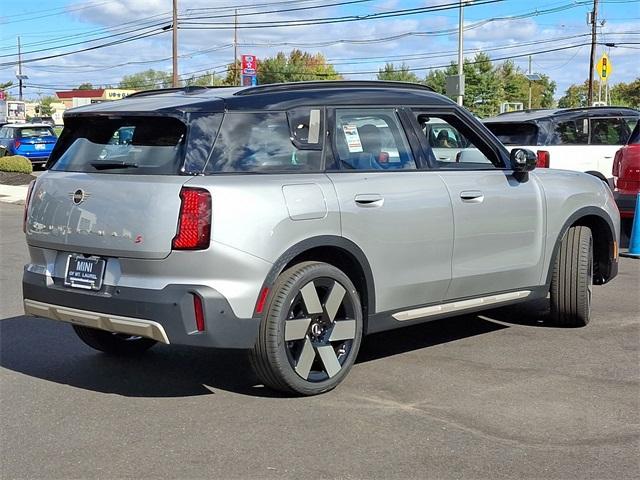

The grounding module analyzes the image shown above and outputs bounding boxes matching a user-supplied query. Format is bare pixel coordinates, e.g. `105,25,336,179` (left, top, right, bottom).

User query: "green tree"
423,55,555,116
184,71,227,87
611,78,640,108
495,61,556,109
118,69,172,90
0,81,13,100
556,79,633,108
461,52,502,117
557,82,588,108
37,96,56,116
76,82,94,90
253,50,341,84
424,69,447,94
223,60,241,86
377,63,420,83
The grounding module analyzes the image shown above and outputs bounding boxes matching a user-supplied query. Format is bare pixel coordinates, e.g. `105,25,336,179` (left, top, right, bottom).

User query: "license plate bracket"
64,255,106,290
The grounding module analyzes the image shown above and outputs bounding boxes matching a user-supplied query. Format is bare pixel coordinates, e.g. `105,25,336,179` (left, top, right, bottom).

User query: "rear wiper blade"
90,161,138,170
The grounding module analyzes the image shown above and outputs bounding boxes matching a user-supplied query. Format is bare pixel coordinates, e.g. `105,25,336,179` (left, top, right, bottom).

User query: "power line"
178,0,508,29
0,29,167,67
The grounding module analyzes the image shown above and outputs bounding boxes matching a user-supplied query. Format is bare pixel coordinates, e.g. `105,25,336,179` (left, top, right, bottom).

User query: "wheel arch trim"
545,206,618,286
260,236,376,316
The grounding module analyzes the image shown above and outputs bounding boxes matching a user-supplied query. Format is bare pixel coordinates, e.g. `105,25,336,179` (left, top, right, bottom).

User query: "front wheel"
249,261,363,396
72,325,157,355
550,225,593,327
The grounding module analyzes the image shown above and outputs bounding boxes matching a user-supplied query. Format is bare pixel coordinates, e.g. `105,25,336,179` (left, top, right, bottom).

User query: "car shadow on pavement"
0,300,553,398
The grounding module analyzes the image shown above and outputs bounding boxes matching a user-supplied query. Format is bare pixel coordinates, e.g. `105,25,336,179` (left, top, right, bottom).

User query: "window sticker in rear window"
342,124,363,153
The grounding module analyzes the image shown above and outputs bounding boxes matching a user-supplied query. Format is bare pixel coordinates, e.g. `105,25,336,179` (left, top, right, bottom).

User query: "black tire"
550,226,593,327
249,261,363,396
72,325,157,355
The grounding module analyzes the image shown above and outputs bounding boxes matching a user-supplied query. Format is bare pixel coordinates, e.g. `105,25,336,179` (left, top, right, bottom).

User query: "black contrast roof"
64,81,452,118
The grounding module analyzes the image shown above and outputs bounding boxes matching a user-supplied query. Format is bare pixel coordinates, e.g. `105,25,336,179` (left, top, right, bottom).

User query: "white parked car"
483,107,640,185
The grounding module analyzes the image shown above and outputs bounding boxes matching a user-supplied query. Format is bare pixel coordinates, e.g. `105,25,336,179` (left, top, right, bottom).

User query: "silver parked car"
22,81,620,395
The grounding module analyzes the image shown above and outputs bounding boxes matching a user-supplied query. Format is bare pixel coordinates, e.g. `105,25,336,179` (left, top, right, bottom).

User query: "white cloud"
1,0,637,100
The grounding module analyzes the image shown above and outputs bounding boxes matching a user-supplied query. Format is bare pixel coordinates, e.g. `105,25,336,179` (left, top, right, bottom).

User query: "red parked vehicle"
613,121,640,235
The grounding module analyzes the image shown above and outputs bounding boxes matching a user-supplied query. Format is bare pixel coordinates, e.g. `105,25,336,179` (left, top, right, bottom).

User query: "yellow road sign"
596,53,612,80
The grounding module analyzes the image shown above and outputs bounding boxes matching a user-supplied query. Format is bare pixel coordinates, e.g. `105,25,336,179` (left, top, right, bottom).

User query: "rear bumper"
614,191,637,218
18,152,49,164
22,270,260,349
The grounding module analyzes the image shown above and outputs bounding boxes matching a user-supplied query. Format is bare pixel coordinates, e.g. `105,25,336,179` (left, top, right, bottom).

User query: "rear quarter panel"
184,174,341,263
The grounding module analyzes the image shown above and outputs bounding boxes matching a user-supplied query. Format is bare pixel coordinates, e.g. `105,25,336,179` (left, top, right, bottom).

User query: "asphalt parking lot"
1,201,639,480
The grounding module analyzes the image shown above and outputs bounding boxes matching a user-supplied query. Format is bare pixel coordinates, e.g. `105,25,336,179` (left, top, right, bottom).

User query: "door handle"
460,190,484,203
355,194,384,207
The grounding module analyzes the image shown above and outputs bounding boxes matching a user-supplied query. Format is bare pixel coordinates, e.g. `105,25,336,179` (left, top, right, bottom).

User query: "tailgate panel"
26,172,189,259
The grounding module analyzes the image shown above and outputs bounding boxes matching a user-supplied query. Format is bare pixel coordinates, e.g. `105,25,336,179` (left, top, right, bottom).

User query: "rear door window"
330,108,416,171
589,117,631,145
552,118,589,145
484,122,538,146
48,116,187,174
203,111,323,173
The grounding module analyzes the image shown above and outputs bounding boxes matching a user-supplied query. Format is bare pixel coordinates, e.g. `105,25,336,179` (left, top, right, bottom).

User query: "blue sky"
0,0,638,101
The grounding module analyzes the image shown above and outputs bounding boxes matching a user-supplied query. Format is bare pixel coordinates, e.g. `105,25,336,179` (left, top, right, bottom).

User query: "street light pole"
457,0,464,106
172,0,178,87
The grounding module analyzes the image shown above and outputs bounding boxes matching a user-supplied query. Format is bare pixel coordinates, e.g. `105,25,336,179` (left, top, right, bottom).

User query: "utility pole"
587,0,599,107
528,55,533,109
172,0,178,87
17,36,23,101
233,9,239,86
456,0,464,106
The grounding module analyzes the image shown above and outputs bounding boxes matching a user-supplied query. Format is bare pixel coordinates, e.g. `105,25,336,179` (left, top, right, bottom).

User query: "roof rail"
497,108,554,116
551,105,640,114
234,80,435,96
126,85,230,98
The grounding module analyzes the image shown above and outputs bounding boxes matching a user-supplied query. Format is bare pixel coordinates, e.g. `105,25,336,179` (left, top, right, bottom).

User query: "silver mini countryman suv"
22,81,620,396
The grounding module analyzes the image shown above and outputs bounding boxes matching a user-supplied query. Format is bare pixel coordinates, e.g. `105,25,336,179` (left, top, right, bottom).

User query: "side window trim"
397,107,433,170
407,107,508,171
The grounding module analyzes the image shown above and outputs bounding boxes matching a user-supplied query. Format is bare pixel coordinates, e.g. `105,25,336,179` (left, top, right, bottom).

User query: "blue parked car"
0,123,58,167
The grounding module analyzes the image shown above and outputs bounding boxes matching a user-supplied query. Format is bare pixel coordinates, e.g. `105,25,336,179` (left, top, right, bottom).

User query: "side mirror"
510,148,537,172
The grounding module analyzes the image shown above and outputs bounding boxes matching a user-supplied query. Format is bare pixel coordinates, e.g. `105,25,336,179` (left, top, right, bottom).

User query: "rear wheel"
550,226,593,327
72,325,157,355
250,261,363,396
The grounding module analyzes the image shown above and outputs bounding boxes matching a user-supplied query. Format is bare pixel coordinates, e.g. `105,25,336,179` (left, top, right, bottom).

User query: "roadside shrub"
0,155,33,174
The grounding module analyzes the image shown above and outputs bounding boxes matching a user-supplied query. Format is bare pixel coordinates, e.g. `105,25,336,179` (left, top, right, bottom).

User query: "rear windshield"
18,127,55,138
48,116,186,174
485,122,538,145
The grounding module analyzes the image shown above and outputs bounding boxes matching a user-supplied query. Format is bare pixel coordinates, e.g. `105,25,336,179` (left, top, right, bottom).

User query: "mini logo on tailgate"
69,189,90,205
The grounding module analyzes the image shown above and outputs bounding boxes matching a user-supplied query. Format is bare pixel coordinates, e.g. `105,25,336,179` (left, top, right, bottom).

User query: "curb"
0,184,28,205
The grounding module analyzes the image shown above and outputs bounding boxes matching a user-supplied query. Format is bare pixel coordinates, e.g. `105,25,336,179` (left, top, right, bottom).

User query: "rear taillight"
23,180,35,233
172,187,211,250
536,150,550,168
612,149,622,178
14,139,21,149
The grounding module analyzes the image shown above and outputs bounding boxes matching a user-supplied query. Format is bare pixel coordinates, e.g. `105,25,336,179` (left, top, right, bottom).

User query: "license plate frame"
64,255,106,290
